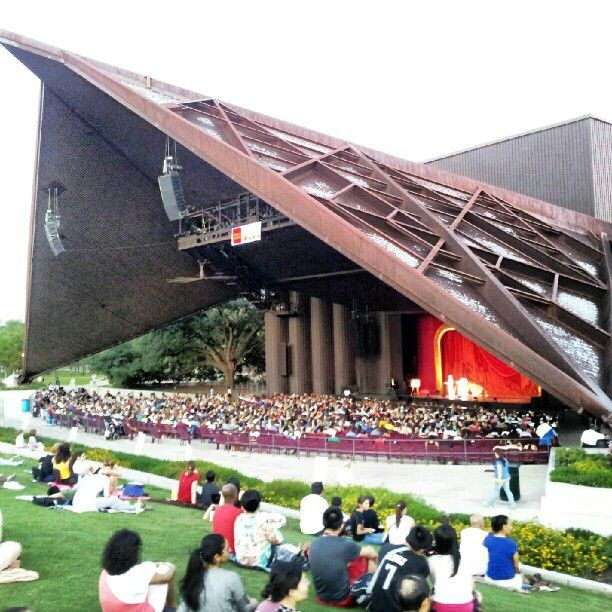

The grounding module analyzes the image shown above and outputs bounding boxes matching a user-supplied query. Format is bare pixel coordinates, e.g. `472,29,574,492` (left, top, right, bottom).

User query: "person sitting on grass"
234,490,286,571
483,515,529,593
382,500,415,555
299,481,328,536
427,524,476,612
177,533,255,612
256,560,310,612
203,493,221,523
171,461,200,505
459,515,488,577
102,459,121,495
309,506,377,608
198,470,220,509
51,443,72,485
27,430,44,452
31,443,59,483
73,472,145,514
67,450,87,485
0,510,38,584
14,430,26,448
212,484,243,558
349,496,384,546
99,529,176,612
390,575,431,612
367,525,432,612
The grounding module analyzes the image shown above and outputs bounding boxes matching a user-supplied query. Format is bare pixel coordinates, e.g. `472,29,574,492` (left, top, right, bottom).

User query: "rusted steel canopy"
1,30,611,422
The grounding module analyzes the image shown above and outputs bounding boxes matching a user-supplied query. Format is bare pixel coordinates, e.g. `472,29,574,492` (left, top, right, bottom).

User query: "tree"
87,299,264,388
191,299,264,388
0,320,24,376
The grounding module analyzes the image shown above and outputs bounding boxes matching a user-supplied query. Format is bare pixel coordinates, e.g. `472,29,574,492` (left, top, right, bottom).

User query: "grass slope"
0,459,609,611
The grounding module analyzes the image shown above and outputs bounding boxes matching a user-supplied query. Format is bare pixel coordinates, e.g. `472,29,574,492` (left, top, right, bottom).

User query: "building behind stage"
427,115,612,224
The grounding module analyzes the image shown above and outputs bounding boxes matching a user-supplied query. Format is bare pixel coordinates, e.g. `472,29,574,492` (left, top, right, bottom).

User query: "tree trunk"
223,363,236,389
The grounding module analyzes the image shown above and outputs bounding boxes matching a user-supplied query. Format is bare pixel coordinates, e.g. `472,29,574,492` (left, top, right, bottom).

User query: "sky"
1,0,612,324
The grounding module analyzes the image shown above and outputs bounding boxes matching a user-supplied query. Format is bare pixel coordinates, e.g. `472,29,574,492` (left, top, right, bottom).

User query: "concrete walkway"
1,411,547,521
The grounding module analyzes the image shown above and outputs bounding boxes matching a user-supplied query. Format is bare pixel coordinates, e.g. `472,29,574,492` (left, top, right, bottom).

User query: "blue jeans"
488,478,516,506
362,532,385,545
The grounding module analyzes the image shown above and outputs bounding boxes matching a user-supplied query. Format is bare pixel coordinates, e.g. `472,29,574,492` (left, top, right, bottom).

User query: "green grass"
0,457,609,611
2,369,100,390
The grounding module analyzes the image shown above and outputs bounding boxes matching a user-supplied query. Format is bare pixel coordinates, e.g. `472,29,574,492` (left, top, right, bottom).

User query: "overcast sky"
2,0,612,323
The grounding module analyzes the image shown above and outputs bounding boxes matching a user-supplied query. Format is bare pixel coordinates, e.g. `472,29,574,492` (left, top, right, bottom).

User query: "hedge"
550,448,612,489
1,427,610,579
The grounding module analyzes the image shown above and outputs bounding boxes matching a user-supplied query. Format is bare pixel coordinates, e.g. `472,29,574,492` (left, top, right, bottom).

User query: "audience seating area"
46,412,549,464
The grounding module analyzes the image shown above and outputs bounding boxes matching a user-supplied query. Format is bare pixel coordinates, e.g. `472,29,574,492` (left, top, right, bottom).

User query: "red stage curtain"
441,329,539,399
416,314,439,394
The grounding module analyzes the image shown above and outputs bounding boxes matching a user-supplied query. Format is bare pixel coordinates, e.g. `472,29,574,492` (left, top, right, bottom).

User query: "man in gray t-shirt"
309,507,377,604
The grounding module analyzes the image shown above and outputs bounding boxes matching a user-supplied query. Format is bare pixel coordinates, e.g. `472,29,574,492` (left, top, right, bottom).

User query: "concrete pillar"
265,311,288,394
379,313,404,394
288,292,311,394
333,303,355,394
355,312,403,394
310,297,334,394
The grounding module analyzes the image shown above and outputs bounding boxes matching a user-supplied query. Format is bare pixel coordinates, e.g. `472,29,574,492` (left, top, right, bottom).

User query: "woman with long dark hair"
99,529,176,612
177,534,253,612
384,500,415,545
256,561,309,612
428,524,476,612
52,443,72,484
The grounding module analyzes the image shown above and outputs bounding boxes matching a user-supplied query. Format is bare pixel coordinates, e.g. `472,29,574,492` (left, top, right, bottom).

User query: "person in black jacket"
31,443,59,483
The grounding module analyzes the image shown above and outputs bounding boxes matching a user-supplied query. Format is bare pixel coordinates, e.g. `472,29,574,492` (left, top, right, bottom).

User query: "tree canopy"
87,299,263,387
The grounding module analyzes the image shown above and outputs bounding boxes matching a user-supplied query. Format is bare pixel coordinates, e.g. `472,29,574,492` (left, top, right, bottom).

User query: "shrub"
550,448,612,488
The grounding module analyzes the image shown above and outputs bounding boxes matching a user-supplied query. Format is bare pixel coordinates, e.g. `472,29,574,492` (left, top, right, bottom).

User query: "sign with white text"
231,221,262,246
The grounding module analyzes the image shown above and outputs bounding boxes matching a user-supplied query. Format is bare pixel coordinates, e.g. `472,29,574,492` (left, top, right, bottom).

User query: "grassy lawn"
3,368,99,390
0,458,609,611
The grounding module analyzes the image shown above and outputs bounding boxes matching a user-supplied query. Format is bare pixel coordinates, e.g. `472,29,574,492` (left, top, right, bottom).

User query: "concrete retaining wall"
539,448,612,536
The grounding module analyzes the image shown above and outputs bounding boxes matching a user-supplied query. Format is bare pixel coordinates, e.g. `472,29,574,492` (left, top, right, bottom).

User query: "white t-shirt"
428,554,473,604
15,433,25,448
299,494,328,534
73,473,110,513
385,514,415,545
580,429,604,446
105,561,157,603
459,527,488,576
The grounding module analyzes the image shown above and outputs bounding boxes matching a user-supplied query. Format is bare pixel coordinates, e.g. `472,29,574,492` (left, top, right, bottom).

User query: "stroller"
104,415,126,440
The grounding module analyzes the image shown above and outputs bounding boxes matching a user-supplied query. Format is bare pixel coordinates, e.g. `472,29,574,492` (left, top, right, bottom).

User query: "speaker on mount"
158,170,188,221
44,212,65,256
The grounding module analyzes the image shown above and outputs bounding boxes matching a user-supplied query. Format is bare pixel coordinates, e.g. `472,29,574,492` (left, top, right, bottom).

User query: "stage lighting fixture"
44,183,65,256
158,137,188,221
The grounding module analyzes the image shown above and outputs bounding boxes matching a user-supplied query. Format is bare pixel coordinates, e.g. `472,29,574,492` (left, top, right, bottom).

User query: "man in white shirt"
299,481,328,535
580,426,605,448
73,473,142,513
459,514,488,576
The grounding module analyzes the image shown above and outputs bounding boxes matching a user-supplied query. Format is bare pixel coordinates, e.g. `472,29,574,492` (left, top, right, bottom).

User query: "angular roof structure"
1,31,611,422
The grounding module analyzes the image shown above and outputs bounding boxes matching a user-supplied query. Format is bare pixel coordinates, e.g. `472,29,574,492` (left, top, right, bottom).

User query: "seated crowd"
3,438,558,611
94,470,543,612
32,388,558,444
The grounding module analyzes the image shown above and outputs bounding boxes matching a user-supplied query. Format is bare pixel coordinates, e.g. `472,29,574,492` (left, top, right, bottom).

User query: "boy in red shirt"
212,483,243,556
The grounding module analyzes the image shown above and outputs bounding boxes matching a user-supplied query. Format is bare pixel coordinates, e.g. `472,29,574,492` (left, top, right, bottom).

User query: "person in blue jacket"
486,451,516,508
